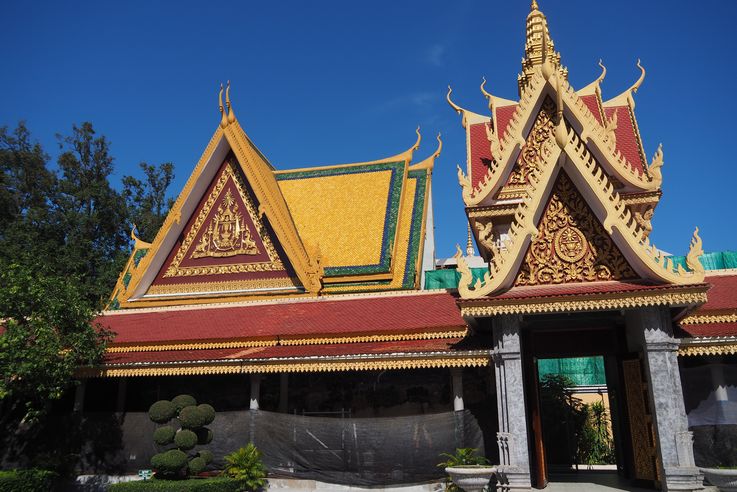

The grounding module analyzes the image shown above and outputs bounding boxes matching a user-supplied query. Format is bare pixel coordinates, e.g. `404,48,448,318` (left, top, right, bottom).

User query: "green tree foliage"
0,263,112,422
55,122,130,305
0,120,175,425
122,162,174,242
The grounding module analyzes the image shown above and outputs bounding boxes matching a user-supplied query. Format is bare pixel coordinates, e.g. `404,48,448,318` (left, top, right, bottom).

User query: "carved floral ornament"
515,172,637,286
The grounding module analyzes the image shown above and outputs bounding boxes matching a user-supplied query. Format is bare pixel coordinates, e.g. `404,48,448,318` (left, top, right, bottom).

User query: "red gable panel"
149,153,299,295
580,94,604,125
603,106,646,175
469,122,492,190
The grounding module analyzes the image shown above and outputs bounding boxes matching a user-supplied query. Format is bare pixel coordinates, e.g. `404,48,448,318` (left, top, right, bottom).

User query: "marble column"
626,307,703,491
249,374,261,410
451,368,465,411
492,314,532,491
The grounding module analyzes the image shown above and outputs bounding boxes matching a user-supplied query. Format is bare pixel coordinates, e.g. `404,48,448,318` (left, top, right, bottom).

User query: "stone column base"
663,466,704,491
496,466,532,491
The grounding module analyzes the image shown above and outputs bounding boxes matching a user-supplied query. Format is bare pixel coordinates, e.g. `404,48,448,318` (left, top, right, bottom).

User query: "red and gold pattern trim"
79,352,490,378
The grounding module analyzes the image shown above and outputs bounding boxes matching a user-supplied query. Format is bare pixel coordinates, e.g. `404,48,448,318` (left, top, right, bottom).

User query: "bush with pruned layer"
147,394,216,479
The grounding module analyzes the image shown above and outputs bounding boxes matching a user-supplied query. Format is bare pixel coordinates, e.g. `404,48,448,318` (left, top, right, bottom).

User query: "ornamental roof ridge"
101,288,455,317
273,127,422,174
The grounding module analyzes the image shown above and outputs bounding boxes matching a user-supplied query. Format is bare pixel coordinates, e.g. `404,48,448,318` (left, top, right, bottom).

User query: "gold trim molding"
680,312,737,325
460,290,708,317
106,329,468,353
80,354,490,378
679,344,737,357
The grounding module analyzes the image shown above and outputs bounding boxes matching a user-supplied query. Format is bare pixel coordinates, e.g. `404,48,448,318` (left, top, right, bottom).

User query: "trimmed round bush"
174,429,198,450
153,425,176,445
198,449,214,464
148,400,177,424
179,405,206,428
195,427,213,445
151,449,188,475
188,456,207,475
172,394,197,411
198,403,216,425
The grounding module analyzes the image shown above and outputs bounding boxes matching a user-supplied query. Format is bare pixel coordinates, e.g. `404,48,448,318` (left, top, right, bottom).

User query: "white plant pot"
445,466,496,492
701,468,737,492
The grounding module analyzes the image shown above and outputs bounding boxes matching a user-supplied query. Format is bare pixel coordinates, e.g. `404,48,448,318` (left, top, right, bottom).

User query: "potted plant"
701,465,737,492
701,450,737,492
438,448,496,492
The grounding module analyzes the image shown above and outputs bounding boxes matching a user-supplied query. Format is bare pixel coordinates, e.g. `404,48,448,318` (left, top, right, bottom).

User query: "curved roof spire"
518,0,567,96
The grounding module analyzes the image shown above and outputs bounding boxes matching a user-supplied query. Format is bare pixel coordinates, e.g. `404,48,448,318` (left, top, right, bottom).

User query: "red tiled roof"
580,94,604,126
496,105,517,141
603,106,645,174
104,338,466,366
698,274,737,311
98,292,466,346
679,322,737,338
469,122,492,189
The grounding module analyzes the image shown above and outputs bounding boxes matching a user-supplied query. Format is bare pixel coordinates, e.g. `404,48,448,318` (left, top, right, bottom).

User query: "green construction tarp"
537,356,607,386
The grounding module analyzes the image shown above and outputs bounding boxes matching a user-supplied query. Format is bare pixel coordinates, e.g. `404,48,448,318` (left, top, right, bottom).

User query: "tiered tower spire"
518,0,567,96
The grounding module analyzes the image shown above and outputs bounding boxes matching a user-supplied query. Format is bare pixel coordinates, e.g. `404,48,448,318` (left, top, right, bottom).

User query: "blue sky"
2,0,736,259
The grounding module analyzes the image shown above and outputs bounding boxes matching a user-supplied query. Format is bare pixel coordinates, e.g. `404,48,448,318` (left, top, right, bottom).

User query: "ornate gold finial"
596,59,607,85
649,143,664,186
226,80,236,124
218,83,228,129
412,126,422,151
630,59,646,94
686,227,705,275
519,0,566,95
466,223,476,257
130,224,152,250
480,77,494,114
446,85,462,114
433,133,443,158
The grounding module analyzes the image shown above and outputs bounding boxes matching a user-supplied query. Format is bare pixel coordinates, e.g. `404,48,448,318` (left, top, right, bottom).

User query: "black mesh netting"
247,410,484,485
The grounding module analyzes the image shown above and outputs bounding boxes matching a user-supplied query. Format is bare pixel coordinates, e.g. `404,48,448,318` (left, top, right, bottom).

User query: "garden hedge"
0,469,58,492
109,477,244,491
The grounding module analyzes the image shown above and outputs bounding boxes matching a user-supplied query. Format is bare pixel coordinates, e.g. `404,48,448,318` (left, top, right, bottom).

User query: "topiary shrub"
179,405,206,429
153,426,176,446
151,449,188,477
172,394,197,411
197,404,216,425
148,394,217,479
198,450,213,464
188,456,207,475
149,400,177,424
174,429,198,450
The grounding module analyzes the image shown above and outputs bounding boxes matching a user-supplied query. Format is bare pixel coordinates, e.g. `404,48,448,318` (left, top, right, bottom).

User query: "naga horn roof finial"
596,59,607,85
412,126,422,151
226,80,236,124
630,59,646,94
446,85,462,114
218,83,228,129
433,132,443,158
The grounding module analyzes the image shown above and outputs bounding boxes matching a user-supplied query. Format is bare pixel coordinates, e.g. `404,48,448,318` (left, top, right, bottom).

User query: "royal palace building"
77,2,737,490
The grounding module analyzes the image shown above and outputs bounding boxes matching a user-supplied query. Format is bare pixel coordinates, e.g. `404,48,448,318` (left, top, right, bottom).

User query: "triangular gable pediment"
110,119,323,308
515,170,638,286
147,154,302,297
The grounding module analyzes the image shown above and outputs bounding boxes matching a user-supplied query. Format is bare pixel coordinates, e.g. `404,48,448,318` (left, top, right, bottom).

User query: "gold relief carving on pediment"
515,172,637,286
163,160,284,278
504,97,557,188
191,189,259,259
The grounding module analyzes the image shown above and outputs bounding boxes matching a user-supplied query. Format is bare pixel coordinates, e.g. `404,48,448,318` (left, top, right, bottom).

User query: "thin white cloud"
425,43,447,67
